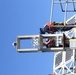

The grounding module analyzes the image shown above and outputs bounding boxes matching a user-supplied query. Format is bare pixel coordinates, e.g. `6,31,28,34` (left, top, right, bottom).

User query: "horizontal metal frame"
16,34,64,52
17,35,39,49
17,47,64,53
41,34,63,38
17,35,39,39
17,34,63,39
15,34,76,53
62,10,76,12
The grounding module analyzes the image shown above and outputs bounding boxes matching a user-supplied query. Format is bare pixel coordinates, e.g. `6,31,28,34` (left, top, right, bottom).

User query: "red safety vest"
46,22,54,30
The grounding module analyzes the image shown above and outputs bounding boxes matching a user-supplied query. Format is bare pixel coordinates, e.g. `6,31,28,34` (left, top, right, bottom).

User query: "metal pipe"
72,0,76,11
59,0,64,11
62,10,76,12
64,0,68,26
50,0,54,22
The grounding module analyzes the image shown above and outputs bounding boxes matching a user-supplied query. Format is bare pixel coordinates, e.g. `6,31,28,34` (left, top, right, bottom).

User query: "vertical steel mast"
50,0,76,74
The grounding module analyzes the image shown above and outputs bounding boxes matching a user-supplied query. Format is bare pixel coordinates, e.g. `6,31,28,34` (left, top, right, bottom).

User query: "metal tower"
50,0,76,74
53,15,76,74
12,0,76,75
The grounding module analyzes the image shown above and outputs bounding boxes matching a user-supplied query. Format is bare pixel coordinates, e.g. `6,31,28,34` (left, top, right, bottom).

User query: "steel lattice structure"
51,0,76,74
13,0,76,75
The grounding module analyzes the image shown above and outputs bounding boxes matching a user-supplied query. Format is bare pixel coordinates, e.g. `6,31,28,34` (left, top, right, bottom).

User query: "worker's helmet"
46,22,54,29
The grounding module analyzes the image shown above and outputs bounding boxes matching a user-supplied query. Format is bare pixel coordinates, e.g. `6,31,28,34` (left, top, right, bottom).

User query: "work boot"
40,28,45,34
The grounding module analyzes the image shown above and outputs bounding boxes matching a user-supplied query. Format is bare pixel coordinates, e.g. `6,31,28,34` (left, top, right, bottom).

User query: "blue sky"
0,0,75,75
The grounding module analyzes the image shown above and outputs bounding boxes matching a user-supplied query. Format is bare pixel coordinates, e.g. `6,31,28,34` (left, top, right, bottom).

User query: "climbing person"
43,38,56,48
40,22,56,34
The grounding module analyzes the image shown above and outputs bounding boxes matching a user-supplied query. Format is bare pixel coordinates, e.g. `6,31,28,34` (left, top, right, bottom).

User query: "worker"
43,38,56,48
40,22,76,34
43,37,63,48
40,22,65,34
40,22,63,47
41,22,76,48
43,27,76,48
40,22,56,34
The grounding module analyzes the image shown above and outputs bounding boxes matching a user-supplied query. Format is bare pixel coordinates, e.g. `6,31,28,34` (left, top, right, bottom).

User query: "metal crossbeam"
13,34,76,53
14,34,66,53
17,47,64,53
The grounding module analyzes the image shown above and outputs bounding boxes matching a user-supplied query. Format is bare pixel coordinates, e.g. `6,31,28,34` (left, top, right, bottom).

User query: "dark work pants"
44,26,50,33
